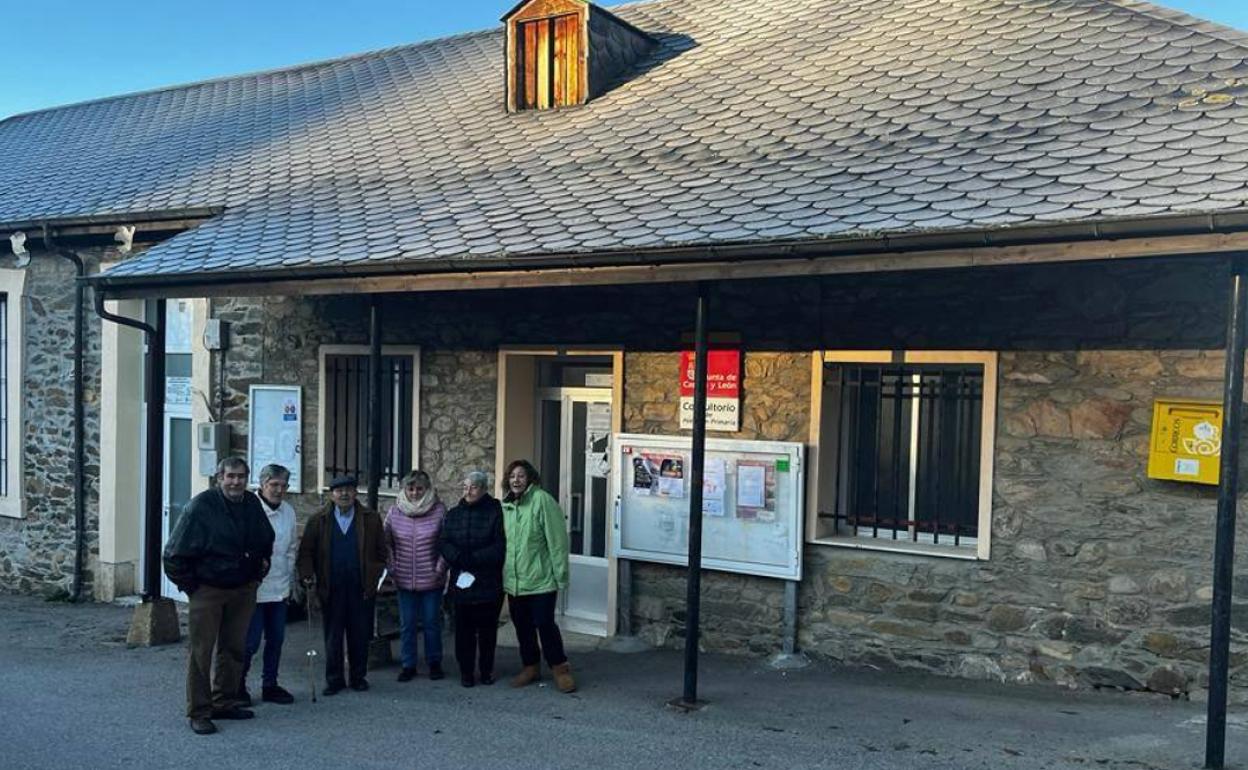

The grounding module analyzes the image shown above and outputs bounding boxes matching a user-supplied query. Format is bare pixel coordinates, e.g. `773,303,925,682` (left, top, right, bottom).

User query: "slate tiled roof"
3,0,1248,281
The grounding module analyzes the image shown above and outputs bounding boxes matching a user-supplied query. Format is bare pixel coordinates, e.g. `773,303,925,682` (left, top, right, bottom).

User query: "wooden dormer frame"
503,0,589,111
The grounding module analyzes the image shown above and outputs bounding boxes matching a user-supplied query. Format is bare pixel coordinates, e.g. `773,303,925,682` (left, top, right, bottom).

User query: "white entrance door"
160,413,193,602
159,299,195,602
538,387,612,636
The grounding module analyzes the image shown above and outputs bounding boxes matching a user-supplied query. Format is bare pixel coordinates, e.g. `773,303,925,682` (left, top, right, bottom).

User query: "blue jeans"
243,600,287,688
397,588,443,669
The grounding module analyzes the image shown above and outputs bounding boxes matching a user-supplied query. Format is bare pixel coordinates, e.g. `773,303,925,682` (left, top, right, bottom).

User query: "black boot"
262,685,295,704
189,718,217,735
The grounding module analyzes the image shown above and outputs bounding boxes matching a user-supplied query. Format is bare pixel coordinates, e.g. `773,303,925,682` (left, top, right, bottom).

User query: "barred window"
813,352,997,559
320,349,419,491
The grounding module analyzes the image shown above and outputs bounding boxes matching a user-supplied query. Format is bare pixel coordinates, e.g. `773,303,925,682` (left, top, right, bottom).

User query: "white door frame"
537,387,613,632
159,299,195,603
496,348,624,636
160,407,193,603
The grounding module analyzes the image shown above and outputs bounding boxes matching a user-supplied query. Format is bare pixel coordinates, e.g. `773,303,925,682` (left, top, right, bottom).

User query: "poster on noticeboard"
615,434,804,581
631,452,686,499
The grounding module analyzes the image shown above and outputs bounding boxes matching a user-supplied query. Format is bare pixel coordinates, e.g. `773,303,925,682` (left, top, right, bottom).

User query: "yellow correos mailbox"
1148,399,1223,486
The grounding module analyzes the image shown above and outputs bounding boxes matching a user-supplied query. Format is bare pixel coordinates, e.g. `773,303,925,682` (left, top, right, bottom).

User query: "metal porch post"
1206,257,1248,769
679,282,710,708
144,299,167,600
366,298,383,515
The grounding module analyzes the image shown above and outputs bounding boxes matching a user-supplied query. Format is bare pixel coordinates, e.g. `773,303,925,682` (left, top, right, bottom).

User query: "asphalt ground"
1,594,1244,770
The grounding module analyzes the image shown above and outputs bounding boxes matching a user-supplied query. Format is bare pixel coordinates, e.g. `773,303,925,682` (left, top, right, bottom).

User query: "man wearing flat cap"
297,475,388,694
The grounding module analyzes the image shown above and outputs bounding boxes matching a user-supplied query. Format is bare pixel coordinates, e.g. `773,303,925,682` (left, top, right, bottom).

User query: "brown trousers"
186,583,257,718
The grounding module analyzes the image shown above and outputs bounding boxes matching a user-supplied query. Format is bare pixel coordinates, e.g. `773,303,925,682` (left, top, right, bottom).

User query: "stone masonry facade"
618,262,1248,702
5,250,1247,700
674,349,1244,701
0,247,106,598
191,256,1248,700
209,294,501,518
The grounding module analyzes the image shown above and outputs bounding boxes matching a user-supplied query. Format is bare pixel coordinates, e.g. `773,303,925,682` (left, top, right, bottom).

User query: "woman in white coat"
240,463,299,705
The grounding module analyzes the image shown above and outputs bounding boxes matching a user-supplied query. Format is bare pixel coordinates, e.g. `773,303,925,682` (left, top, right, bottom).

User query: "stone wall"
622,347,1248,700
209,295,499,518
623,351,810,653
420,351,498,498
211,296,323,519
792,350,1244,699
611,259,1244,699
0,247,104,598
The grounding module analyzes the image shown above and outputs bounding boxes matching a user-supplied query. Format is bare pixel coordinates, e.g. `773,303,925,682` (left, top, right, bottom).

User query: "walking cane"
305,580,318,704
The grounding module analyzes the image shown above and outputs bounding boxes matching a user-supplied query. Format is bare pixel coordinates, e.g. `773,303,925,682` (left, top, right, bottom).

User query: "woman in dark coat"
437,470,506,687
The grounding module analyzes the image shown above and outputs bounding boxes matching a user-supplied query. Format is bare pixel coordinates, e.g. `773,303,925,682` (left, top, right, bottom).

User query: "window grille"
323,353,414,489
825,363,984,547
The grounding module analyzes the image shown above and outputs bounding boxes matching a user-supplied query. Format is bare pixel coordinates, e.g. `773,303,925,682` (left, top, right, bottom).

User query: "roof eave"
87,208,1248,297
0,207,223,238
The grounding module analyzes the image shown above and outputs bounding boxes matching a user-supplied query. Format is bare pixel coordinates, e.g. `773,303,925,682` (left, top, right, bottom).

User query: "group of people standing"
163,456,576,736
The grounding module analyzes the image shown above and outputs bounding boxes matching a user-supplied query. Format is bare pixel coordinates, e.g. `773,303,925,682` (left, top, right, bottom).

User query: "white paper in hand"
455,571,476,589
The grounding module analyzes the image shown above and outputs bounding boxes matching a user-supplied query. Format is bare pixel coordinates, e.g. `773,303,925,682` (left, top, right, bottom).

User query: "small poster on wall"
657,456,685,498
702,458,726,516
631,454,655,496
631,452,686,499
736,460,777,522
248,385,303,493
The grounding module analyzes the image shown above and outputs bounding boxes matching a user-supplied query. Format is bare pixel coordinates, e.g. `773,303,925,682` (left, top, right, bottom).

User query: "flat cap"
328,475,358,491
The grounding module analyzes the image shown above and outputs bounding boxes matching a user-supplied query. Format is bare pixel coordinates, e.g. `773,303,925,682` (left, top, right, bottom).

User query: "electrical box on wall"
203,319,230,351
1147,399,1222,486
197,422,232,476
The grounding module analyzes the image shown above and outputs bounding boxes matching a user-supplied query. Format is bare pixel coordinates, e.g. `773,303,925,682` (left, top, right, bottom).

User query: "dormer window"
504,0,656,112
515,10,584,110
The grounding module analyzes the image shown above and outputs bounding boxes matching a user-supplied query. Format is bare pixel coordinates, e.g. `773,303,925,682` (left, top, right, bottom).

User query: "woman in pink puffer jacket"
384,469,448,681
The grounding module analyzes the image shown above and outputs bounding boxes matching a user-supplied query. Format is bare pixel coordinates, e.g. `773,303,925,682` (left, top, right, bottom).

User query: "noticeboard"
248,385,303,493
613,433,803,581
1147,399,1222,486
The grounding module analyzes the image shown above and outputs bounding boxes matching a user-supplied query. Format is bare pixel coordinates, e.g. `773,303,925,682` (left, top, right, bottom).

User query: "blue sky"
1,0,1246,120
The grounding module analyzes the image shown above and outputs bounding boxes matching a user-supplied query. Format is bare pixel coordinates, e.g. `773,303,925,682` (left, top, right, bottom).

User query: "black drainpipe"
40,226,87,603
92,289,166,602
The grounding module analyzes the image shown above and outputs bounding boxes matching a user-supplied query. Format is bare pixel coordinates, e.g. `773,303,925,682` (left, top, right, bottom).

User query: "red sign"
679,350,741,431
679,350,740,397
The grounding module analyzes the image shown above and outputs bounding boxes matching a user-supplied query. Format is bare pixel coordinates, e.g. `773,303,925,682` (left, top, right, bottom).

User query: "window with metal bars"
0,293,7,498
823,362,985,550
322,353,415,490
514,13,582,110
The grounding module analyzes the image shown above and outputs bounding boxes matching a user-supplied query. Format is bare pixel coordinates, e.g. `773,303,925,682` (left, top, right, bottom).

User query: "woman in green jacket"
502,459,576,693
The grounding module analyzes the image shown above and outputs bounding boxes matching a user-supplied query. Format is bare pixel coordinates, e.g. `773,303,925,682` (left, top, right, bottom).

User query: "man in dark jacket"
297,475,388,695
163,456,275,735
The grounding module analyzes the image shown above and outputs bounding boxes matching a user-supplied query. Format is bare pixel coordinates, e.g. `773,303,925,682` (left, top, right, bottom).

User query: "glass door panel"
537,388,612,636
161,416,193,602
